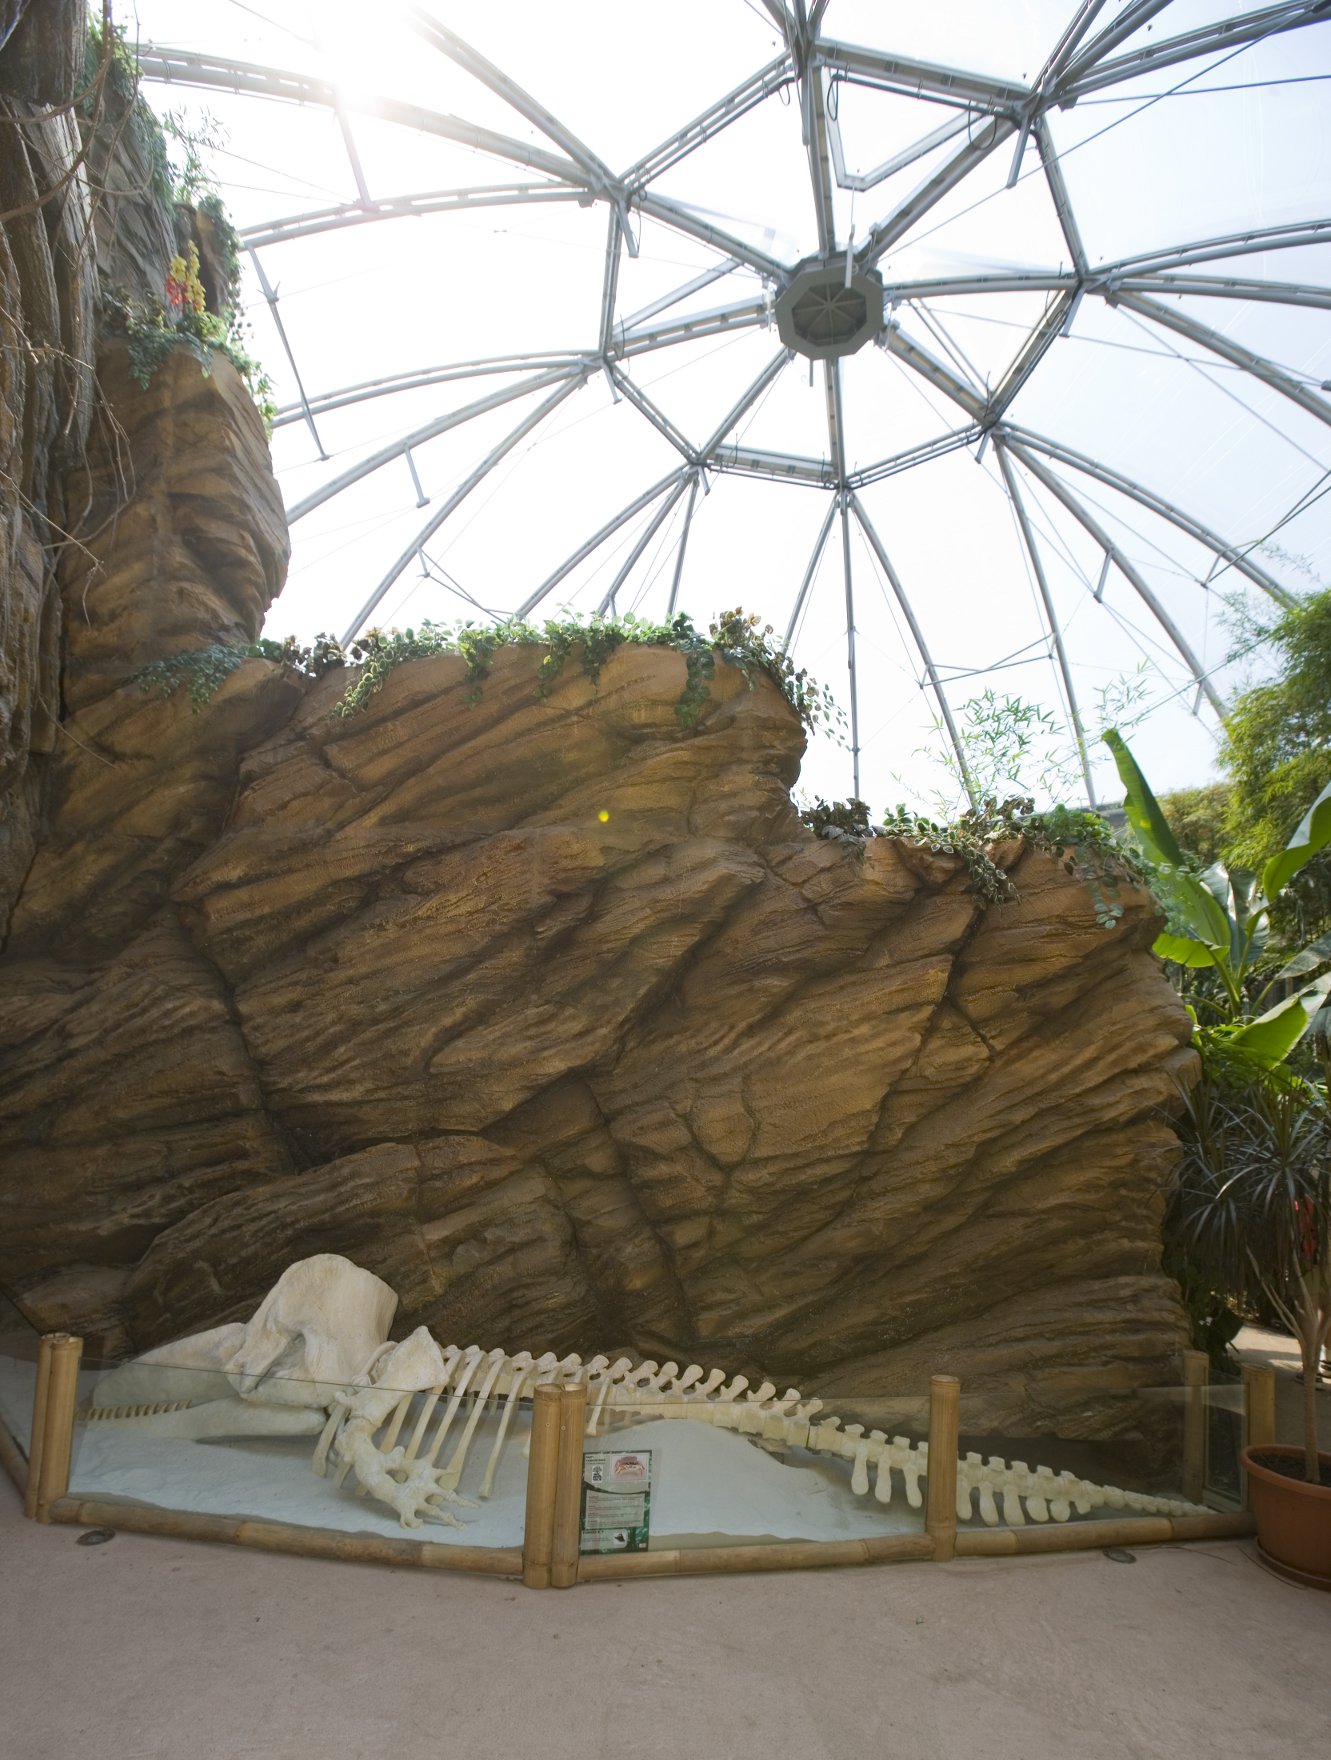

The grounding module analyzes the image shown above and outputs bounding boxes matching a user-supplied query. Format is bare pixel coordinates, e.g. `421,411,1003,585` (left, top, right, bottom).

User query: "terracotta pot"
1241,1444,1331,1590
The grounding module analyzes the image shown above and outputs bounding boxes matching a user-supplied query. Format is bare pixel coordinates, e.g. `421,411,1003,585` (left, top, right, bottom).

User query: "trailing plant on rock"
132,612,841,737
331,610,842,734
800,793,1147,924
134,635,344,709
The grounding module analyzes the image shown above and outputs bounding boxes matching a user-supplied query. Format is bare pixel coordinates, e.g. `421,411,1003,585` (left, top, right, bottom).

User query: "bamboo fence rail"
3,1332,1261,1583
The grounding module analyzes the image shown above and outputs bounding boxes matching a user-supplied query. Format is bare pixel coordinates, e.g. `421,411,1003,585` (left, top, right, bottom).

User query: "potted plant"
1172,1072,1331,1586
1106,734,1331,1585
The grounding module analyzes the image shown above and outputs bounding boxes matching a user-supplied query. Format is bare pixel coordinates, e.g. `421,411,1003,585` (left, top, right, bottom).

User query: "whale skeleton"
86,1320,1204,1534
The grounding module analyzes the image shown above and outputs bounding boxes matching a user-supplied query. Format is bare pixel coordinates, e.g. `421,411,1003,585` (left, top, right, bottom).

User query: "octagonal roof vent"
775,257,885,361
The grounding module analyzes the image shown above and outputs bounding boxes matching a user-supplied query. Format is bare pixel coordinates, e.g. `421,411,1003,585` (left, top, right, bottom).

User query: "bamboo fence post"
925,1374,960,1562
1241,1363,1277,1509
22,1335,56,1520
550,1382,588,1589
521,1383,562,1590
1181,1348,1208,1504
33,1333,82,1522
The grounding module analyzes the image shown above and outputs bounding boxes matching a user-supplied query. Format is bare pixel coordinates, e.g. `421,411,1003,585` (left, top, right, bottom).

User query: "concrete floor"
3,1471,1328,1760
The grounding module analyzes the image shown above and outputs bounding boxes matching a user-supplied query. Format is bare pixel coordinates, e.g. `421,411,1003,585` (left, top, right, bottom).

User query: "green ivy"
332,609,843,735
133,635,344,710
130,611,842,738
801,794,1150,926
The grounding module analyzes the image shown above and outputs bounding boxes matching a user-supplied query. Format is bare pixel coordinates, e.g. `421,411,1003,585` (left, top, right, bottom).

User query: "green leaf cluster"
1105,730,1331,1064
800,793,1146,925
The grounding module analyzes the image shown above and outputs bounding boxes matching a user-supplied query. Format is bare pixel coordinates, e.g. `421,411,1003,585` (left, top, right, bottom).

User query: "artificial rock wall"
0,5,1195,1441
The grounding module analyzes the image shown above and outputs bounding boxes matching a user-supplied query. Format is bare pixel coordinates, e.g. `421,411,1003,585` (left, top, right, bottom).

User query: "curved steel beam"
634,189,789,281
1003,440,1226,716
697,348,794,459
1056,0,1174,89
136,49,588,186
1034,116,1087,278
880,321,985,419
848,492,979,805
1101,218,1331,278
406,11,617,191
1119,274,1331,311
857,114,1018,269
850,424,982,487
1062,2,1331,101
1111,289,1331,429
814,39,1029,111
240,186,581,251
994,439,1096,805
341,373,587,643
288,364,582,524
1002,424,1295,604
615,299,769,358
622,54,793,190
984,289,1076,423
272,354,585,429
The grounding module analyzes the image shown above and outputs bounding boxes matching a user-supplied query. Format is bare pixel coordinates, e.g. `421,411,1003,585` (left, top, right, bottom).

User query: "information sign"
579,1447,652,1554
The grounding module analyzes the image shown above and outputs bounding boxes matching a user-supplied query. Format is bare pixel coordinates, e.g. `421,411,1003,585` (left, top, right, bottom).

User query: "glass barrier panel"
955,1365,1215,1536
572,1384,932,1556
47,1350,530,1549
0,1292,43,1479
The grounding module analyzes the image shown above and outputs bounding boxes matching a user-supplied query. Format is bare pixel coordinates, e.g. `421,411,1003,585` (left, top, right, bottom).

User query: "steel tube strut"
248,249,326,458
1112,291,1331,429
1057,0,1175,88
858,115,1017,269
241,187,582,252
622,55,794,190
137,50,587,184
597,475,694,614
516,467,691,618
1063,2,1331,100
666,471,703,618
840,496,861,798
995,440,1096,806
1003,440,1226,718
273,355,585,430
341,374,587,644
1003,425,1295,604
288,365,581,524
849,494,979,806
784,496,840,646
405,11,618,191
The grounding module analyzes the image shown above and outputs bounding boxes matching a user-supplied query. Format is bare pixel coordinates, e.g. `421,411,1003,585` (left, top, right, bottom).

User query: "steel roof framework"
137,2,1331,803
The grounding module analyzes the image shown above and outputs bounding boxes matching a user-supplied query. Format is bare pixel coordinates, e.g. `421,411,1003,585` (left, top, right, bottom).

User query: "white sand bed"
0,1355,925,1546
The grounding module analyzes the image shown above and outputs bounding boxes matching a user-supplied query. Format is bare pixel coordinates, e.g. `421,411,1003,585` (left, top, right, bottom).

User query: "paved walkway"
3,1470,1328,1760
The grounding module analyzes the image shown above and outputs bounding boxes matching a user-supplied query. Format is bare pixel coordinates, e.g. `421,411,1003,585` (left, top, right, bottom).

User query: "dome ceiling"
131,1,1331,806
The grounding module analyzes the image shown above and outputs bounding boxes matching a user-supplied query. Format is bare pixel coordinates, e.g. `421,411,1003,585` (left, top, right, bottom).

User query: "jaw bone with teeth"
87,1255,1204,1532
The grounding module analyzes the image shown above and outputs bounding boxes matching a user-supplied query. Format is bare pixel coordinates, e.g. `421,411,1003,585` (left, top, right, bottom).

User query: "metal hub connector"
775,257,885,360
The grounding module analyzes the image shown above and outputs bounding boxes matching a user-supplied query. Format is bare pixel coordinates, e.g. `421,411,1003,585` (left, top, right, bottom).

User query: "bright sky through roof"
124,1,1331,812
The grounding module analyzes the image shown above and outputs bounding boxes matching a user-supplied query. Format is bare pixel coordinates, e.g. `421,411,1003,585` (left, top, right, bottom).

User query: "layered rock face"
0,515,1195,1437
0,5,1194,1442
